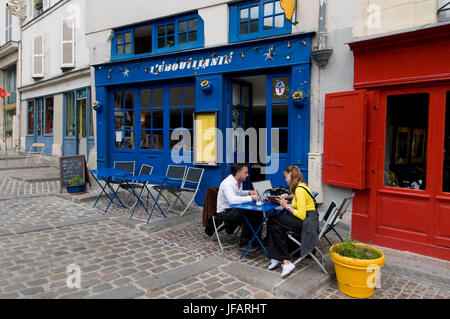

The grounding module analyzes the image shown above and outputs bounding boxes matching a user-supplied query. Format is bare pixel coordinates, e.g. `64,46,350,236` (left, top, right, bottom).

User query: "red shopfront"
323,23,450,261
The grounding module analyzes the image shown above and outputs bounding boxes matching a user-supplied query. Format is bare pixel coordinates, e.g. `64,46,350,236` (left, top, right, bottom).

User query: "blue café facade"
93,13,314,205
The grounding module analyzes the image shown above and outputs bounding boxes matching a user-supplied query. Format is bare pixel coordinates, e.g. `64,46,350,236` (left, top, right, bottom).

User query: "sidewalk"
0,153,448,299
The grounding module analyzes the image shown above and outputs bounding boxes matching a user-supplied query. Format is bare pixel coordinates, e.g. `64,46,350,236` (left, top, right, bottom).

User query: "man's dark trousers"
217,208,263,244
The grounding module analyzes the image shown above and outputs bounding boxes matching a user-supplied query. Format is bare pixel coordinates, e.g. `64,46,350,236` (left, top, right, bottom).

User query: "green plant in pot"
67,175,87,195
329,237,385,299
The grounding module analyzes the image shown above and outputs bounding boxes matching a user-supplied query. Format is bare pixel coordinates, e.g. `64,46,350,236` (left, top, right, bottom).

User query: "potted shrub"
67,175,87,195
329,238,385,298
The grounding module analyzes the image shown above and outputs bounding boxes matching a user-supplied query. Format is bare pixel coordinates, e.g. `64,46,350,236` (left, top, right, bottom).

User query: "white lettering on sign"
145,52,234,75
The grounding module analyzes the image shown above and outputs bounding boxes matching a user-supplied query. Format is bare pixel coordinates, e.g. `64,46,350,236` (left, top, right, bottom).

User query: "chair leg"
212,217,224,253
332,227,345,242
324,234,333,246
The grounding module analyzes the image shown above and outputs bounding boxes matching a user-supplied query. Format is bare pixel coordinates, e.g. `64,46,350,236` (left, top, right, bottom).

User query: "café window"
112,13,204,60
140,88,164,150
45,97,54,134
384,94,429,190
169,85,195,151
443,92,450,192
114,91,136,150
229,0,292,43
27,101,34,135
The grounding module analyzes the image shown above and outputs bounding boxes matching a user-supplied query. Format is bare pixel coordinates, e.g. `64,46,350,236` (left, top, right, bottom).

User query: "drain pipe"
312,0,333,66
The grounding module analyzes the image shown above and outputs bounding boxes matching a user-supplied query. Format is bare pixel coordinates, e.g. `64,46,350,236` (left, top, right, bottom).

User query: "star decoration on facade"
122,68,130,77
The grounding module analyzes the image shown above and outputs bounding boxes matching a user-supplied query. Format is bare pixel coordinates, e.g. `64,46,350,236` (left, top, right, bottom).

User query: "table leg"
128,182,149,219
239,212,269,260
146,181,167,223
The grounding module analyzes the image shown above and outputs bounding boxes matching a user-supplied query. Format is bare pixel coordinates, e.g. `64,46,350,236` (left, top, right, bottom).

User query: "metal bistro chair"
321,192,355,245
106,161,135,206
151,165,187,209
120,164,154,204
163,167,204,216
286,200,338,275
25,143,45,165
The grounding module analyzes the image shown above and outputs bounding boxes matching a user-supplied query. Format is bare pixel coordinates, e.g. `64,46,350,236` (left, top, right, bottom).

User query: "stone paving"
0,153,449,299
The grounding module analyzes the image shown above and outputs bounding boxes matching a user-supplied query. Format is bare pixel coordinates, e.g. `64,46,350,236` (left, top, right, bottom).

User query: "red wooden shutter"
323,90,367,190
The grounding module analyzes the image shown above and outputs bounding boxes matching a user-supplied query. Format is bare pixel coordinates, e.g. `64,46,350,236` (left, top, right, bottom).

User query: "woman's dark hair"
283,165,305,194
231,163,248,176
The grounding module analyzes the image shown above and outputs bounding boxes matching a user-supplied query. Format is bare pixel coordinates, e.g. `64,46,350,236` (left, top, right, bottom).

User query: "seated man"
217,163,263,249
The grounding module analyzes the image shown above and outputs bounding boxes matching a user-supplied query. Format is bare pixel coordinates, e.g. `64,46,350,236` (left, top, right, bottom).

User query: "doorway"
225,72,291,188
63,88,95,159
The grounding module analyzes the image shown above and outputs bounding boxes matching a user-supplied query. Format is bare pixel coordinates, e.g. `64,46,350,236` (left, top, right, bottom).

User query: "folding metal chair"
321,192,355,245
121,164,154,203
163,167,204,216
211,213,241,253
25,143,45,165
102,161,135,206
152,165,187,207
285,200,338,275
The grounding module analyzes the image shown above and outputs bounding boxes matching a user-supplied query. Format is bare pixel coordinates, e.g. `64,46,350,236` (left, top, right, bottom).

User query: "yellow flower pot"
329,243,385,298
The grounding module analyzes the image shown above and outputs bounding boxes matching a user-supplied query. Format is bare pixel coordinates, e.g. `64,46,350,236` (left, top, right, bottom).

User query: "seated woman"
266,165,319,278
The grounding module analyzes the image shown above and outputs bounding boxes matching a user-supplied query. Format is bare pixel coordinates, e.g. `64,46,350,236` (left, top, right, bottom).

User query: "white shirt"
217,174,252,214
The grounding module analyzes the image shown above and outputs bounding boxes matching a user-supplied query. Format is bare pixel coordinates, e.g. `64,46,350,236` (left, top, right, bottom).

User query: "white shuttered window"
33,36,44,78
61,18,75,68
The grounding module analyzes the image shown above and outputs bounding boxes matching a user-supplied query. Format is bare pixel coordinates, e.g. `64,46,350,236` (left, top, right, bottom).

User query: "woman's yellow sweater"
291,183,316,220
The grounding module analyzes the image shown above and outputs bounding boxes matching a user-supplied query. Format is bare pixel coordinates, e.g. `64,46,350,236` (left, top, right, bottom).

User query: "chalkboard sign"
59,155,91,192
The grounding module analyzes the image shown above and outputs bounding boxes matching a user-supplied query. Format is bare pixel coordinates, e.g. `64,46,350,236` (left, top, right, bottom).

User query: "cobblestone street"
0,154,449,299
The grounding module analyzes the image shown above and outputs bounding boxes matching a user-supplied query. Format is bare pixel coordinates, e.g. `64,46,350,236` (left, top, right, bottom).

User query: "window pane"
179,20,187,32
272,77,289,102
141,89,151,108
183,129,193,151
250,6,259,19
188,31,197,42
179,33,187,44
79,99,87,138
89,103,94,137
125,131,134,149
170,87,182,106
250,20,258,33
115,132,124,149
124,32,131,43
114,92,123,109
117,34,123,44
272,103,288,127
167,35,175,47
264,17,273,30
183,86,195,106
384,94,429,190
240,8,249,20
125,91,134,109
274,14,284,28
153,110,164,129
170,109,182,128
125,111,134,129
37,99,42,136
116,45,123,55
134,25,152,55
240,22,249,34
125,43,132,54
444,92,450,192
115,112,123,129
141,111,151,129
141,131,151,149
152,131,163,150
45,97,54,134
167,24,175,35
183,109,194,129
275,1,283,14
242,86,250,107
157,37,165,49
264,2,273,16
188,19,197,30
157,26,165,37
28,101,34,135
152,88,164,107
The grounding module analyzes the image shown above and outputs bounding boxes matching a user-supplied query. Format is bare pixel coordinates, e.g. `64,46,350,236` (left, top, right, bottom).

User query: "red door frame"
359,83,450,260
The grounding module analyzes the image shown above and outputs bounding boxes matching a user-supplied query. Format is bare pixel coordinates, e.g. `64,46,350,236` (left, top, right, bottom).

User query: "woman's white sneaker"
280,263,295,278
268,259,281,270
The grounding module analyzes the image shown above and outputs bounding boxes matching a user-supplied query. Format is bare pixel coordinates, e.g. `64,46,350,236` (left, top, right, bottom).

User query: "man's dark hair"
230,163,248,176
